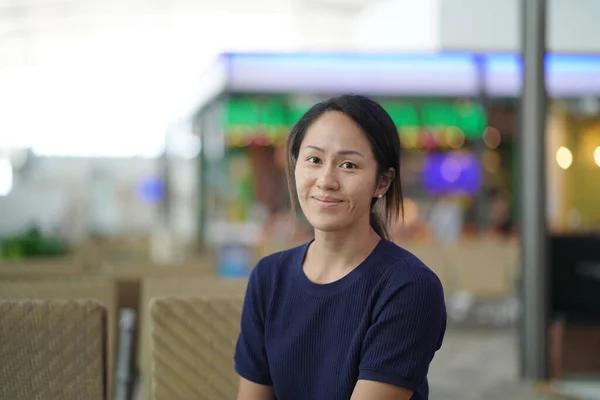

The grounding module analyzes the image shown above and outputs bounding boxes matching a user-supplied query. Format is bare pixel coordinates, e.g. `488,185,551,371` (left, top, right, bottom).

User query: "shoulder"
248,241,309,290
376,240,442,284
371,240,445,307
243,242,308,316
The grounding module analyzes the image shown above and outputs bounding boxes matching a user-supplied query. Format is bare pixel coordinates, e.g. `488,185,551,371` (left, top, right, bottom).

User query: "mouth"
312,197,343,207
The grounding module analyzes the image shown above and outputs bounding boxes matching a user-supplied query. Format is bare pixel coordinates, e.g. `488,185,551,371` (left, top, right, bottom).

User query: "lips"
312,196,343,206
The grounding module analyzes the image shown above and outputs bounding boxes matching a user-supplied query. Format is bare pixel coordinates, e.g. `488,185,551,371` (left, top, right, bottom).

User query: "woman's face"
294,111,383,234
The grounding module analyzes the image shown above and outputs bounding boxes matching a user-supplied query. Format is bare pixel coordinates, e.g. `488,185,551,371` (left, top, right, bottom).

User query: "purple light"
138,176,165,205
422,152,482,195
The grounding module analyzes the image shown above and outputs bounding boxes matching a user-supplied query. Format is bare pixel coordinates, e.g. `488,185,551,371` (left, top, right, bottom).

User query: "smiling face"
294,111,385,234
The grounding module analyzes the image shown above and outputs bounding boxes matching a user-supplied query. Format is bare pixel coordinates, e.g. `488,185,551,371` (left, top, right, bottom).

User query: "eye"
306,156,321,164
341,161,357,169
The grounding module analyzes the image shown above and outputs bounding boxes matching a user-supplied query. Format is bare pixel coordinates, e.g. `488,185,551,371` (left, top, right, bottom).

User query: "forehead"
302,111,372,152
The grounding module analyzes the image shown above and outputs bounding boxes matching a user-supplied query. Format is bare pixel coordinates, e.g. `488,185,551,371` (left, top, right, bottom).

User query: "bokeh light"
594,146,600,167
483,126,501,149
556,146,573,170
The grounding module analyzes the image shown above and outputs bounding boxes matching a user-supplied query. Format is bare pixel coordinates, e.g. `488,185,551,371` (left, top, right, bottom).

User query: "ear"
375,168,395,198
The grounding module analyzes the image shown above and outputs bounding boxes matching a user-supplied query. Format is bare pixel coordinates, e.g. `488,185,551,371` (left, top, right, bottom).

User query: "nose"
316,164,339,191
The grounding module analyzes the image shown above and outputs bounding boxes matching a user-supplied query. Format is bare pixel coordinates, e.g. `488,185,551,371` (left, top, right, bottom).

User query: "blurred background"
1,0,600,399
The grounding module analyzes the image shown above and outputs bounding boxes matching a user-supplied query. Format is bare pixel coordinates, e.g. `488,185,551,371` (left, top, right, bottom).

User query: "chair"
0,299,107,400
150,295,244,400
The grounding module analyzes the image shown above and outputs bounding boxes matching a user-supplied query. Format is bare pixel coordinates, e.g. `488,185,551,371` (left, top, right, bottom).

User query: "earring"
378,194,383,199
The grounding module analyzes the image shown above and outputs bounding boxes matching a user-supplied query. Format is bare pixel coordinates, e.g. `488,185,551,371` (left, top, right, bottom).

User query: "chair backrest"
453,242,512,298
139,277,247,394
0,278,117,397
150,295,244,400
0,299,107,400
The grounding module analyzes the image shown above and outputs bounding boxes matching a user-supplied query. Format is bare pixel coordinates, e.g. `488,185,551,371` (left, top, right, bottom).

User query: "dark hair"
284,94,404,239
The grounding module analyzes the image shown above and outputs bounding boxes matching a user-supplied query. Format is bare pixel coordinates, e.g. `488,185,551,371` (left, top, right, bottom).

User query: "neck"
305,221,381,282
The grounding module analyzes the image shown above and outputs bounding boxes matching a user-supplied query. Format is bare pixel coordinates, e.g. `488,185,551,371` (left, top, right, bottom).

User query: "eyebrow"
305,145,365,158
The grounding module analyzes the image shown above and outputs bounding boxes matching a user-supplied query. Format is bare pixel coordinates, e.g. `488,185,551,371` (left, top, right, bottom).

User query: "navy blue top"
234,239,446,400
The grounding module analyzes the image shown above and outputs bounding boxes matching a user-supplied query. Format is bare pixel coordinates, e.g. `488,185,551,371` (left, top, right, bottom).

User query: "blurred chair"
138,277,247,396
150,295,244,400
453,241,512,298
0,278,117,398
0,299,107,400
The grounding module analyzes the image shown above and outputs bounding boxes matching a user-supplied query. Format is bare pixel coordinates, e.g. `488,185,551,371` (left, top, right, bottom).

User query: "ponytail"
369,199,389,240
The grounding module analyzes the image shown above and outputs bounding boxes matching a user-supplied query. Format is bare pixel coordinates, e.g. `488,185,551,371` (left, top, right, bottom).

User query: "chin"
305,215,350,233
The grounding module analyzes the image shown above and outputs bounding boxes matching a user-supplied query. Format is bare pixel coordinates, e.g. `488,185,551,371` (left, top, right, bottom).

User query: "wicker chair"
0,299,107,400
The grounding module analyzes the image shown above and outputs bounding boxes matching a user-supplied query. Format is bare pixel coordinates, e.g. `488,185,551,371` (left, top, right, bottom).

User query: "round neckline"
295,239,387,296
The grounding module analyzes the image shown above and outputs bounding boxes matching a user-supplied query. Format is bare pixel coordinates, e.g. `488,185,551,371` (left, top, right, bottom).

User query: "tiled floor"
428,328,555,399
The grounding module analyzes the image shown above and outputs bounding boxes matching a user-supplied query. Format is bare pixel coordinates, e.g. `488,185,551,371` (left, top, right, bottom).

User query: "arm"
238,377,275,400
351,380,414,400
235,263,274,399
352,263,447,399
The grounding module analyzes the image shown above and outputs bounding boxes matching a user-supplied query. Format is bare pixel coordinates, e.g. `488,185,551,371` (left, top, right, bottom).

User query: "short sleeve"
234,263,273,386
358,265,446,392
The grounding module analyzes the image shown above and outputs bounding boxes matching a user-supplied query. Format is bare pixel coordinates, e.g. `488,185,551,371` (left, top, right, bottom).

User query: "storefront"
547,100,600,233
189,52,600,254
198,96,495,247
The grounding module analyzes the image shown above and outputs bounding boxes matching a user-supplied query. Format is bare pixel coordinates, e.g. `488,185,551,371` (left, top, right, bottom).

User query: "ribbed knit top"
234,239,446,400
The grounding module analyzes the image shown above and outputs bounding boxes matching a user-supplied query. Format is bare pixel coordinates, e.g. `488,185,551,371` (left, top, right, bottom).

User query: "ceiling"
0,0,376,69
0,0,374,156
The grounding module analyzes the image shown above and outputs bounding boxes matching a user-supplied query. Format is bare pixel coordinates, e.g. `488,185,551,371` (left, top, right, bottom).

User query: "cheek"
295,165,313,189
349,176,377,204
294,166,309,194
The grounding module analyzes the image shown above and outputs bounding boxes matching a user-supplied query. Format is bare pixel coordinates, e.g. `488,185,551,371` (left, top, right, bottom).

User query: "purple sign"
422,152,482,195
138,176,165,205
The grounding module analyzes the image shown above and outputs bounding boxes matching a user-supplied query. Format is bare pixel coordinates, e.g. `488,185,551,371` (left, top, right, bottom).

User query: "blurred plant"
0,226,69,260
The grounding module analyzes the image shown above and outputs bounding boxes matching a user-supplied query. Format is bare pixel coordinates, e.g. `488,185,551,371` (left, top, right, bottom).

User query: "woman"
235,95,446,400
